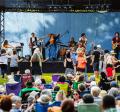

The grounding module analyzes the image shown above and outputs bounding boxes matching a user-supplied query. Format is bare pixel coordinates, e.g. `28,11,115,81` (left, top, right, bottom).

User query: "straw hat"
110,50,116,55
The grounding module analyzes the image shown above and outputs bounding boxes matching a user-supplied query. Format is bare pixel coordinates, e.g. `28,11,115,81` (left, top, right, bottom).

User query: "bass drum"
57,48,67,60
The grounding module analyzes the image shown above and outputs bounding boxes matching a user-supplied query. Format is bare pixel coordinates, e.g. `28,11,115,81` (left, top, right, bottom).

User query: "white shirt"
9,55,18,67
0,54,8,65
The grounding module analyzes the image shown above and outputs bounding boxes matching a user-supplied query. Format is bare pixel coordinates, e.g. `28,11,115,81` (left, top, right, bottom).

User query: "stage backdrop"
5,12,120,56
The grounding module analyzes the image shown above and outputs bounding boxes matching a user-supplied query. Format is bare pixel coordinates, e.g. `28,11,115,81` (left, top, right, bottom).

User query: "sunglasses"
73,93,79,95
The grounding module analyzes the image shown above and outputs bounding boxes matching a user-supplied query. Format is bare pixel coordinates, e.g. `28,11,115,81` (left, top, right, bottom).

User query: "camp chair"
52,74,60,82
77,103,101,112
6,83,21,95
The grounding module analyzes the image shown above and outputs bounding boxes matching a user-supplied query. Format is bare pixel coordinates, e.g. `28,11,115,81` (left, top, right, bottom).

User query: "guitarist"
112,32,120,59
29,32,38,55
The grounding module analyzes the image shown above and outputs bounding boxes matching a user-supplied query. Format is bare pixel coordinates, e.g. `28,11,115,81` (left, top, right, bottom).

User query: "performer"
1,40,14,55
29,32,38,55
79,33,87,48
68,37,77,48
2,40,13,49
45,33,60,60
112,32,120,59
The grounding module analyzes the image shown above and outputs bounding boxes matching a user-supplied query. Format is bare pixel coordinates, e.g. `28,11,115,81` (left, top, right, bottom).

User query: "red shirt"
106,67,113,77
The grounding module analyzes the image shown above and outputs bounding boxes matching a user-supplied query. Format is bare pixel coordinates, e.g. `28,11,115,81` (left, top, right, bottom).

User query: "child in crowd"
64,51,74,75
0,49,9,78
76,51,87,75
106,64,114,80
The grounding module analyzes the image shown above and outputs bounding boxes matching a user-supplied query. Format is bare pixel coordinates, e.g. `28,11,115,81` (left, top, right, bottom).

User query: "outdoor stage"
17,61,120,74
16,60,94,74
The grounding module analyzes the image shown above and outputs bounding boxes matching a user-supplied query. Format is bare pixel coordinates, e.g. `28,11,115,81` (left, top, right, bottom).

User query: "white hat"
97,44,101,48
67,74,74,78
27,96,34,103
37,94,50,104
90,81,97,87
35,79,42,85
41,89,52,98
29,91,39,98
25,69,31,74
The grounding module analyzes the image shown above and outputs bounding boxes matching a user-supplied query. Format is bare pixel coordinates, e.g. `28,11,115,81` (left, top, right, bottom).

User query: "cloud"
98,23,108,31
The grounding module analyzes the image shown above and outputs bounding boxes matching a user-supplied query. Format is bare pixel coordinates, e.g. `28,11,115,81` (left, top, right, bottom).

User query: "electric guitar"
29,35,48,48
112,42,120,50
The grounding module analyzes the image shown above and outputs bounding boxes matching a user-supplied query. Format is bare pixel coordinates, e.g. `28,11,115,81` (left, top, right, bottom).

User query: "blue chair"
44,84,53,89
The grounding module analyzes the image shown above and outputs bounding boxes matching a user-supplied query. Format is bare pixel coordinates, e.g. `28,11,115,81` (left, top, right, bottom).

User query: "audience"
0,96,12,112
91,86,102,105
102,95,117,112
72,90,81,106
82,94,94,103
61,99,75,112
10,95,22,112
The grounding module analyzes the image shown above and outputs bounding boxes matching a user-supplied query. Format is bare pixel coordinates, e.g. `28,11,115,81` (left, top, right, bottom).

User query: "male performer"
79,33,87,48
29,33,38,55
112,32,120,59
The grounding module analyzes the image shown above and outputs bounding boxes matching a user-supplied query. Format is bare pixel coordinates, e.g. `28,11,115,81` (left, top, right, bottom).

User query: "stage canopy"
0,0,120,12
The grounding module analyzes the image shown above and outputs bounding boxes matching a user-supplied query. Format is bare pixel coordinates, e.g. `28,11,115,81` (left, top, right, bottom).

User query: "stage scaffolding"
0,10,5,49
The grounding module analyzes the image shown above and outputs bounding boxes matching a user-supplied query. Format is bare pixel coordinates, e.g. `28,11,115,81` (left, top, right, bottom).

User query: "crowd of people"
0,32,120,112
0,71,119,112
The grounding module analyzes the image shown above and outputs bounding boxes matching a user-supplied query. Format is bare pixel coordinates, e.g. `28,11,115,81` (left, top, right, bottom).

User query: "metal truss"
0,10,5,49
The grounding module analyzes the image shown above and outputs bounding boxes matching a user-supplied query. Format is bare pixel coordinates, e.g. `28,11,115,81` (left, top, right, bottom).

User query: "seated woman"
61,99,75,112
102,95,117,112
98,72,110,91
78,83,90,98
35,93,52,112
52,90,66,107
72,90,81,107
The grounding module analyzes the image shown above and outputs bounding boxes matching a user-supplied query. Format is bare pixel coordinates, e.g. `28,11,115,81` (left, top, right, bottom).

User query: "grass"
0,73,119,85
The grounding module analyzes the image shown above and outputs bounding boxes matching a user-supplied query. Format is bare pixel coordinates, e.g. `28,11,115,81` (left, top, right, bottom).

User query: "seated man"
19,81,40,102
